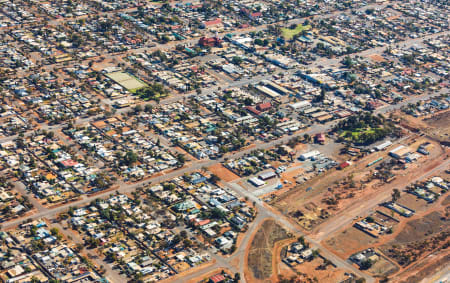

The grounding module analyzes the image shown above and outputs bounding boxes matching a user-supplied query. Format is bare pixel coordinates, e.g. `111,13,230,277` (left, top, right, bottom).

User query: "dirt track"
246,219,292,282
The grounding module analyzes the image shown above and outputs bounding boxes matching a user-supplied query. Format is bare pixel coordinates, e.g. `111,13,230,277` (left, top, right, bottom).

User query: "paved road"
0,118,327,230
225,180,375,283
314,157,450,242
51,222,125,282
1,83,445,283
428,265,450,283
13,181,47,213
3,27,447,146
1,3,448,281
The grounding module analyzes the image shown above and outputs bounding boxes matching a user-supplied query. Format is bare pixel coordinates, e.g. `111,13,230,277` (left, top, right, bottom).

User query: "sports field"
106,71,148,91
281,24,311,40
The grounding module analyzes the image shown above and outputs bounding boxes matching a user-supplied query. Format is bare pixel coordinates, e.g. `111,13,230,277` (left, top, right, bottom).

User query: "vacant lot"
397,192,431,212
247,219,291,281
289,201,330,231
443,194,450,206
325,227,377,257
398,253,450,283
393,211,447,244
424,110,450,144
291,256,351,282
208,163,240,182
399,109,450,145
381,211,449,267
425,109,450,128
368,254,399,277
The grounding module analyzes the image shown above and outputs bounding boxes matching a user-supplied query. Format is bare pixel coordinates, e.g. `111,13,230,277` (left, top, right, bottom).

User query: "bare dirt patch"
369,54,387,63
397,193,431,212
247,219,292,281
325,227,377,257
424,110,450,129
442,194,450,206
208,163,240,182
288,201,330,231
287,256,352,283
392,211,447,244
367,254,399,277
397,253,450,283
400,109,450,144
380,211,449,267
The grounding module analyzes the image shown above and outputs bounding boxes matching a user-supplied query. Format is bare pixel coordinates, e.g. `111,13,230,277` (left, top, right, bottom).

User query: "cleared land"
247,219,292,281
106,71,148,91
273,134,445,232
397,109,450,145
325,227,378,257
391,211,447,245
381,211,449,267
424,110,450,144
398,253,450,283
396,193,430,212
289,256,353,282
208,163,240,182
367,254,399,277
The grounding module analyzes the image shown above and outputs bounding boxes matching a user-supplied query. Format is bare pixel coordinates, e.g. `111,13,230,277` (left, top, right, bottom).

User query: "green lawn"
340,128,377,139
281,24,311,40
106,71,148,92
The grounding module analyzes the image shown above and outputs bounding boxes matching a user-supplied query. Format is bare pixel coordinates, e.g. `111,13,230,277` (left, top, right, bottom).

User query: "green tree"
211,207,226,219
209,174,220,184
176,153,186,167
232,56,243,65
297,236,305,246
122,151,138,166
50,227,59,236
391,188,401,202
360,259,373,270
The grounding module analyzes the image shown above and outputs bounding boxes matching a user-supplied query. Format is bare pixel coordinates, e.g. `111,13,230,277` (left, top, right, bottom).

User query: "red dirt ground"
208,163,241,182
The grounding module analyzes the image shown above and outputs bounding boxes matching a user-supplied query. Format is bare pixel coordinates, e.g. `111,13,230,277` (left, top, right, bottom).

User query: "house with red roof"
194,219,211,227
209,274,226,283
245,106,261,116
60,159,79,168
339,161,351,170
201,18,222,28
250,12,262,19
199,36,223,47
256,102,272,112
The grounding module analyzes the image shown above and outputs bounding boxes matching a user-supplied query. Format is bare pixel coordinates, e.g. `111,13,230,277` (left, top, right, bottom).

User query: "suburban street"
1,73,447,282
0,1,448,282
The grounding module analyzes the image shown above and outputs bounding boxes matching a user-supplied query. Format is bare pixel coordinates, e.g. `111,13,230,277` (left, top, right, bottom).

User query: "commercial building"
374,140,392,151
299,150,320,161
258,171,277,181
389,145,411,159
